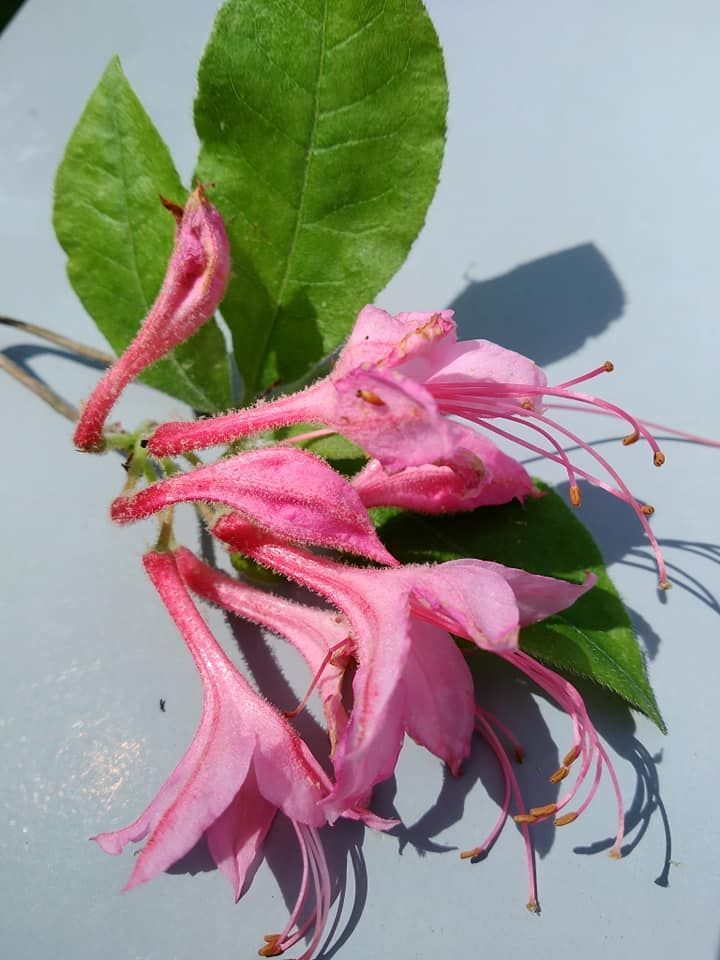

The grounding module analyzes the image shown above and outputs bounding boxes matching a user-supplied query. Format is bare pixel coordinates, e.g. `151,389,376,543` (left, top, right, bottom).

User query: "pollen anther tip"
609,848,622,860
622,431,639,446
603,360,615,372
513,813,537,825
554,811,579,827
653,451,666,467
460,847,482,860
569,484,581,508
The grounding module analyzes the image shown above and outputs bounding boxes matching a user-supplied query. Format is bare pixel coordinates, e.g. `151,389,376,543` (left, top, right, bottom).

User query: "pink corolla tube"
73,185,230,451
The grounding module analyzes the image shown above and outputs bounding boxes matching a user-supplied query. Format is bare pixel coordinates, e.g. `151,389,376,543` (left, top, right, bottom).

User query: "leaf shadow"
450,243,625,366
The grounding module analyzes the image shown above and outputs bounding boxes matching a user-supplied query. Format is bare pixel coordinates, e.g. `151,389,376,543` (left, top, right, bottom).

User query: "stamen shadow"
550,478,720,623
372,656,562,862
563,682,674,888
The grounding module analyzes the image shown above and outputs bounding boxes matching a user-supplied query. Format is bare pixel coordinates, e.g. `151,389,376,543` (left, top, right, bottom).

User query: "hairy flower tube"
73,185,230,451
93,550,394,959
110,445,396,565
148,305,668,584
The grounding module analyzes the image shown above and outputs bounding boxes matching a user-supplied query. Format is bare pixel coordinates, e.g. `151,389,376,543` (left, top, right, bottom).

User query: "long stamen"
473,710,539,911
285,638,352,720
430,379,664,463
504,651,625,856
556,361,615,389
447,407,669,587
544,403,720,449
264,823,330,959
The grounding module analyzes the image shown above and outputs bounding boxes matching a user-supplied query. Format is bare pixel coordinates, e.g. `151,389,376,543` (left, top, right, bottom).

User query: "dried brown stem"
0,315,114,365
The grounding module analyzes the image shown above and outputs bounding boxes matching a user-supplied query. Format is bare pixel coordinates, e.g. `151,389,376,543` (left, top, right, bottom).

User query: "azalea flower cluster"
74,187,663,957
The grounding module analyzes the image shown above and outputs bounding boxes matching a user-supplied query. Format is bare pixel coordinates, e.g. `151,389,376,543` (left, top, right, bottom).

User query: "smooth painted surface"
1,2,718,958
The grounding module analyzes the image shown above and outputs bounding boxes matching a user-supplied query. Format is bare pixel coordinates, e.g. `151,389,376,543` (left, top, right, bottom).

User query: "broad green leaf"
53,57,231,412
372,483,665,731
195,0,448,399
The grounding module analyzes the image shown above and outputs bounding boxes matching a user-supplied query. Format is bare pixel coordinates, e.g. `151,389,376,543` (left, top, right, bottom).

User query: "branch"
0,315,114,365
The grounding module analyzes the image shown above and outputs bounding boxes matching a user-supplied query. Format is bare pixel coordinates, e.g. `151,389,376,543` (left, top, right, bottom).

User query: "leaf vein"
252,0,329,387
326,0,387,53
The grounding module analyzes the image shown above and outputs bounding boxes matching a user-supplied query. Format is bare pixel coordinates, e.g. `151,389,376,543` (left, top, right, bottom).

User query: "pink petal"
455,560,597,625
422,338,548,395
206,766,276,902
111,447,396,565
352,424,535,512
402,621,474,774
176,547,350,752
333,305,456,377
74,186,230,451
409,562,523,651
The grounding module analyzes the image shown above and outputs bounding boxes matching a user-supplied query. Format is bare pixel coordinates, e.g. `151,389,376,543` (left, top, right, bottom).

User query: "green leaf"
372,483,665,731
53,56,231,412
195,0,448,399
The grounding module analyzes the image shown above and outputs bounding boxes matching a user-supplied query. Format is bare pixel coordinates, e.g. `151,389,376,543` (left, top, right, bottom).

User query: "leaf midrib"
250,0,329,393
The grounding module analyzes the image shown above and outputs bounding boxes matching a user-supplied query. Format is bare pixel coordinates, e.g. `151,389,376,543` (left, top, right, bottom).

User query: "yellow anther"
563,745,581,766
603,360,615,372
513,813,538,825
641,504,655,516
356,389,385,406
622,431,639,446
653,450,666,467
549,765,569,784
258,934,283,957
569,484,582,508
529,803,558,818
460,847,482,860
554,812,579,827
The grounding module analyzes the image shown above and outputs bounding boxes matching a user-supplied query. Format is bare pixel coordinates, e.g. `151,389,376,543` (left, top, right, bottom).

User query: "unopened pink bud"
73,185,230,451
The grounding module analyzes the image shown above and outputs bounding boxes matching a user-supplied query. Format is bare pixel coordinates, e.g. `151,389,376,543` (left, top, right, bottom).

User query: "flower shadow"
450,243,625,366
566,680,674,888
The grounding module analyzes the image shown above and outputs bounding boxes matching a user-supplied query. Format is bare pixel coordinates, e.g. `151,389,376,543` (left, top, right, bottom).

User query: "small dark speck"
159,698,166,712
139,438,149,448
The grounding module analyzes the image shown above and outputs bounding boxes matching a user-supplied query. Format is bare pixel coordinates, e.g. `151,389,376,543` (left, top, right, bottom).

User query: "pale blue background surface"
1,2,719,958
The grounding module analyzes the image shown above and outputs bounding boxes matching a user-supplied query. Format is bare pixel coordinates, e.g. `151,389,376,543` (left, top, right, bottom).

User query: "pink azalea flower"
110,446,396,566
92,552,395,960
147,305,668,583
92,550,337,958
74,185,230,451
210,515,595,824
